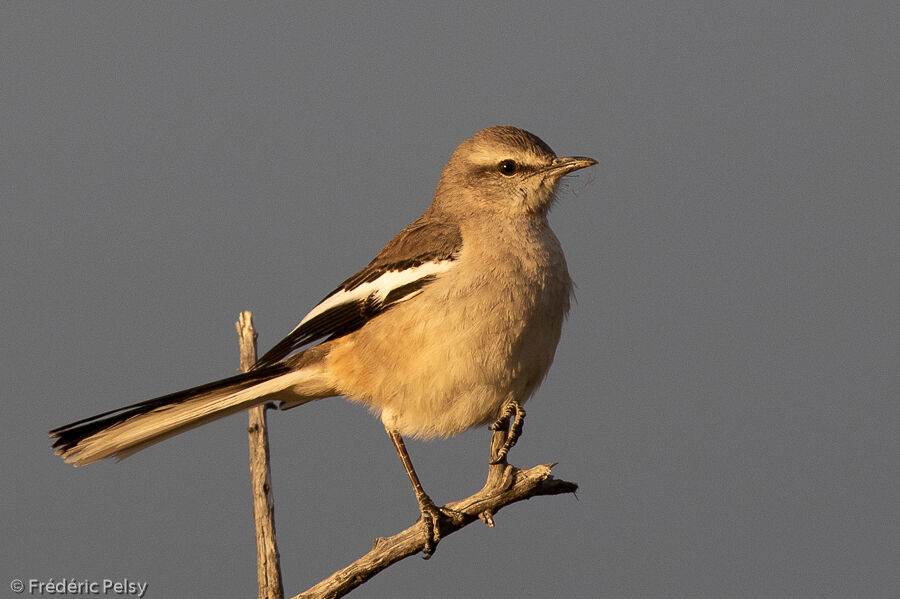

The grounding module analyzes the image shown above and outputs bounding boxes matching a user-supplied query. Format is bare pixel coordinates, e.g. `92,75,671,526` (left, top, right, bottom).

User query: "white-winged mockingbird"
50,125,596,554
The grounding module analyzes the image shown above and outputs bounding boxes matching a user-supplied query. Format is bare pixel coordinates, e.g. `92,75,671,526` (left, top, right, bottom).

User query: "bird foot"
417,496,447,558
489,400,526,464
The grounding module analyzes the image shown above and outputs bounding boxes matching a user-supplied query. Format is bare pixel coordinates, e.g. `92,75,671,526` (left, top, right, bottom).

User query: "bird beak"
545,156,598,177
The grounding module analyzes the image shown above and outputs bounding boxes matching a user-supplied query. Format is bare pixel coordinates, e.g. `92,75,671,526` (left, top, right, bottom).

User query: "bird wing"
254,217,462,367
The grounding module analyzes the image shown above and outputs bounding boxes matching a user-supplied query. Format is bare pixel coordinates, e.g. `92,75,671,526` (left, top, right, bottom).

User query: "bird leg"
386,429,444,558
489,399,526,464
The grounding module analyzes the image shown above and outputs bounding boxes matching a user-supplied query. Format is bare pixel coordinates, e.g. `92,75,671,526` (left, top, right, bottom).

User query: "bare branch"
238,311,284,599
292,424,578,599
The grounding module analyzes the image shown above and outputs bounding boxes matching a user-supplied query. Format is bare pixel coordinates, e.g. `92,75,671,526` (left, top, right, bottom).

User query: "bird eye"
497,159,518,176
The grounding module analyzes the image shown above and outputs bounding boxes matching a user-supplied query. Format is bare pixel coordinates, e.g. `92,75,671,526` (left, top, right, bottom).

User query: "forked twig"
237,312,578,599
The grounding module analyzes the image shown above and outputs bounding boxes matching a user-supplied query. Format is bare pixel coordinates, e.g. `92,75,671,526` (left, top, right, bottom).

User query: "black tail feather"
49,364,290,454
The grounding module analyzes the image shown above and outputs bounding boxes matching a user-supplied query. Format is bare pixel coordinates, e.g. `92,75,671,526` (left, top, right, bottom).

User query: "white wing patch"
292,260,455,333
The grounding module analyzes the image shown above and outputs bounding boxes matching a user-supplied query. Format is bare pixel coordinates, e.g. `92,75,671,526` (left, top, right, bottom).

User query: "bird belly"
326,236,571,439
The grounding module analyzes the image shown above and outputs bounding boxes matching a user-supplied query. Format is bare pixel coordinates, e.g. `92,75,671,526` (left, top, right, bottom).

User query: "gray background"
2,2,898,598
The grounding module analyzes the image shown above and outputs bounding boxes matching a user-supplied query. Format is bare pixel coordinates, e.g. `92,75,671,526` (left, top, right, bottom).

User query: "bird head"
433,126,596,218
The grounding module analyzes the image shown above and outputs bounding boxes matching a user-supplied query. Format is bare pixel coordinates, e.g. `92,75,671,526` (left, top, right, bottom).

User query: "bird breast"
327,218,572,438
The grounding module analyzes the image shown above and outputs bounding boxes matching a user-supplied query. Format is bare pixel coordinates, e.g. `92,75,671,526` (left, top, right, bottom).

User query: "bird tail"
50,364,325,466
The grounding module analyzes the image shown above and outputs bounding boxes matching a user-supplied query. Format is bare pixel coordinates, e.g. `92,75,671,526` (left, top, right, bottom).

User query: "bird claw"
417,498,445,558
489,400,526,464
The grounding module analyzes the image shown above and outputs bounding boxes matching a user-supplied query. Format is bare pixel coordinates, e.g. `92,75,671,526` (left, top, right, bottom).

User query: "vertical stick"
237,311,284,599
